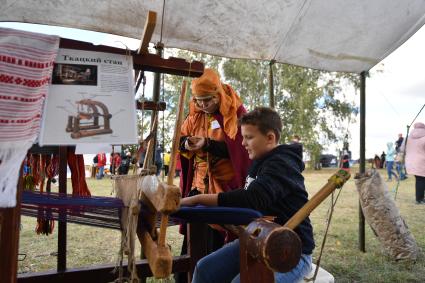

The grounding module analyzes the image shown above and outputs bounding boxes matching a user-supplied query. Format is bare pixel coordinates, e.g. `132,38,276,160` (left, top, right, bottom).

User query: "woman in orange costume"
180,68,251,197
176,68,251,282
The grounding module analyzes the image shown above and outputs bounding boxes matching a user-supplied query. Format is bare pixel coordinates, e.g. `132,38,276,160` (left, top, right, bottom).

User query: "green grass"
18,168,425,282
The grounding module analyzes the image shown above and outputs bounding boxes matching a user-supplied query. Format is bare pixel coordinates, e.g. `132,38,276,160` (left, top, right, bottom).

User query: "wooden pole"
284,170,350,230
0,165,23,283
57,146,68,271
158,80,187,247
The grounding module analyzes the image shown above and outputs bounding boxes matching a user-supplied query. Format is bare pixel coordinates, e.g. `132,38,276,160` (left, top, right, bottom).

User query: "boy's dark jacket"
218,143,315,254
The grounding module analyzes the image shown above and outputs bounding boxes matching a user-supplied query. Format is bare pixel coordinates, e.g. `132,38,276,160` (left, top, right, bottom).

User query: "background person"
119,151,131,175
385,142,398,181
163,151,171,176
404,122,425,204
96,152,106,179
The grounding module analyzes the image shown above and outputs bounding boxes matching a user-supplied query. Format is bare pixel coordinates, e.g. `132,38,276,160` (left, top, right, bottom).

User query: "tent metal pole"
268,60,275,109
359,71,366,252
151,43,164,165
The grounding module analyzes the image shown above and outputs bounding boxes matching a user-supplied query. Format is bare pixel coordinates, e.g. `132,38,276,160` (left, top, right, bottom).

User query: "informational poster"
39,48,137,145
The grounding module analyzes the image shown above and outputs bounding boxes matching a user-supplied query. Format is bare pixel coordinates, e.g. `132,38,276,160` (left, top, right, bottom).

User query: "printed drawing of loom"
66,99,113,139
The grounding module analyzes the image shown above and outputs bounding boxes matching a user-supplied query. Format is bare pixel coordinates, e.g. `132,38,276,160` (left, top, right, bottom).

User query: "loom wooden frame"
0,30,205,282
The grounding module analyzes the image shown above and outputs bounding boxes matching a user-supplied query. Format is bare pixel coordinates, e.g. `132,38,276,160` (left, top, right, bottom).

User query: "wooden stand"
136,80,187,278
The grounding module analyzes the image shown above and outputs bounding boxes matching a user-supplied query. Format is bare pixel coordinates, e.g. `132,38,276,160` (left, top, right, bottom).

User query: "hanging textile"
0,27,59,207
67,149,91,197
355,170,419,260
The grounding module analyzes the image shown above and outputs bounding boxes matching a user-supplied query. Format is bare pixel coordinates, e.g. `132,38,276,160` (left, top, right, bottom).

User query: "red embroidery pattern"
0,114,41,124
0,55,54,69
0,73,51,88
0,94,45,102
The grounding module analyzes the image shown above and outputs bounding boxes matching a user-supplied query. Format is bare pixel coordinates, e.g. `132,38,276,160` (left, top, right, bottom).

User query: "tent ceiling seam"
271,0,311,61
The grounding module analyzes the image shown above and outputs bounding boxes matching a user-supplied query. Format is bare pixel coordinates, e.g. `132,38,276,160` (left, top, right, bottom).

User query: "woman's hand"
184,136,206,151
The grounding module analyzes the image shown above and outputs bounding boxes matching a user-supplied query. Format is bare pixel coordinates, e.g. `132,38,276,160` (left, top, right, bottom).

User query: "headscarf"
190,68,242,139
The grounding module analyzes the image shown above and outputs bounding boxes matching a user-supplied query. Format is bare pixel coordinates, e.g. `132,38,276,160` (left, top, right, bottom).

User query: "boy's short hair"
239,107,282,141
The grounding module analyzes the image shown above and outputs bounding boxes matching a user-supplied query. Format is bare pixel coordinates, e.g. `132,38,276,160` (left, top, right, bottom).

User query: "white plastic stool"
298,264,334,283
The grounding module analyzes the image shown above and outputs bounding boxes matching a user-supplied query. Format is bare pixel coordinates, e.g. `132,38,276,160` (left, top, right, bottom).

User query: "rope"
159,0,166,44
305,189,343,282
161,67,166,181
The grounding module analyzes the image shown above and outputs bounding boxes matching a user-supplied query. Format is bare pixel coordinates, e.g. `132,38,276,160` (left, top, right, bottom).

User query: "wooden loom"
0,11,204,283
134,80,187,278
1,11,350,283
65,99,113,139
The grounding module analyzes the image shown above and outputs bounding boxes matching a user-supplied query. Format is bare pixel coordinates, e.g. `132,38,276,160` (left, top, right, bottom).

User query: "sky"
348,26,425,159
1,22,424,160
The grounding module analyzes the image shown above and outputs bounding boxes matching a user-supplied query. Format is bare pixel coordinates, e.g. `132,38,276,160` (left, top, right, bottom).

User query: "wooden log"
136,100,166,111
137,228,172,278
241,219,302,273
140,182,180,214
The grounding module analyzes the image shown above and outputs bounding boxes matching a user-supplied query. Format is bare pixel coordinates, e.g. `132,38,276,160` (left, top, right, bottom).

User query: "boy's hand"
180,196,197,206
180,194,218,207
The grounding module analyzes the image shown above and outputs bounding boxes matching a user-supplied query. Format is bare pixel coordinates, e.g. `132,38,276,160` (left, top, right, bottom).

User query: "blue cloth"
171,205,262,225
192,239,312,283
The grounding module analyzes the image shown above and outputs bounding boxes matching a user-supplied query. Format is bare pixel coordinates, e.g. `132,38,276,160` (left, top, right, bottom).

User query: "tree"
222,59,268,109
154,49,359,168
223,61,358,168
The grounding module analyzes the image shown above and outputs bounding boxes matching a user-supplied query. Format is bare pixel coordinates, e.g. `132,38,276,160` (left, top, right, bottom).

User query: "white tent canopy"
1,0,425,73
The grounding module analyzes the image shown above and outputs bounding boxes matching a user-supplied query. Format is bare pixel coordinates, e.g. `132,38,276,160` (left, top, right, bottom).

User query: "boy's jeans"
192,239,312,283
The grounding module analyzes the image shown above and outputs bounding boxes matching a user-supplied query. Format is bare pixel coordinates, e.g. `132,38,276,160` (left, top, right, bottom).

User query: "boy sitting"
181,107,314,283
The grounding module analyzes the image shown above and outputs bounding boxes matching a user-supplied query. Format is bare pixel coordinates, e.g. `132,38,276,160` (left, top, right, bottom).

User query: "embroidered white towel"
0,27,59,207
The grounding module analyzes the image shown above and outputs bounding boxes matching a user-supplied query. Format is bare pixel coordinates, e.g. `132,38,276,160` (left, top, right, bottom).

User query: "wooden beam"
134,10,157,86
138,11,157,55
137,229,172,278
0,167,23,283
59,38,204,77
17,256,191,283
140,182,181,215
57,146,68,272
136,101,166,111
